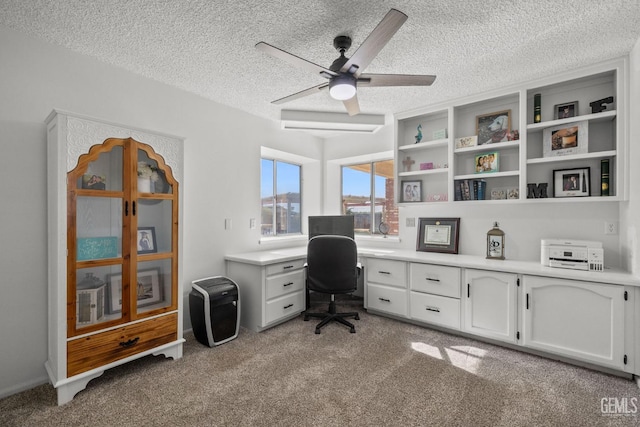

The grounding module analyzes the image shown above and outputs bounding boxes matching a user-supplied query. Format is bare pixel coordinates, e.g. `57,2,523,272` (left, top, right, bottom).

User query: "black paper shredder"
189,276,240,347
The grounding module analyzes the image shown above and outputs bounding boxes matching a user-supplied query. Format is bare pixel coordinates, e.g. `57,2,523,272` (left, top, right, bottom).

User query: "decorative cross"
403,156,415,172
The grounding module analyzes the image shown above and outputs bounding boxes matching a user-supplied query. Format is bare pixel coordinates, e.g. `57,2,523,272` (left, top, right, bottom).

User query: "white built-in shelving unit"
394,58,627,204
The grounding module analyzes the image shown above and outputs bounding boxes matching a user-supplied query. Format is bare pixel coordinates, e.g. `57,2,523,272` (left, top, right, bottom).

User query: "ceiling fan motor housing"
329,74,356,100
333,35,352,53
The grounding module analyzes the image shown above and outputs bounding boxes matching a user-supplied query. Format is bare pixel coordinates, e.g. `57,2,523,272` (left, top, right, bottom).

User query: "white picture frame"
543,121,588,157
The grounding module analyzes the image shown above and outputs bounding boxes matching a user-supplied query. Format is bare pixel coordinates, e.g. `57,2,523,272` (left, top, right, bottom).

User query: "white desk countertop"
225,246,640,287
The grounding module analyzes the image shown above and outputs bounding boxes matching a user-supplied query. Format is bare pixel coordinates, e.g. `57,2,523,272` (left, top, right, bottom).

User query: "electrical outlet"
250,218,256,229
406,217,416,227
604,221,617,235
225,218,232,230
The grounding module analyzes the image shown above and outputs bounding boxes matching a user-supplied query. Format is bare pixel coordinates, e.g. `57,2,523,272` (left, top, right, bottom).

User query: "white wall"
621,38,640,275
0,26,323,398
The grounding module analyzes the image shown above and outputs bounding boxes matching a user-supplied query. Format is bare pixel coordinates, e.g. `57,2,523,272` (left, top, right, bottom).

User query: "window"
342,159,397,236
261,158,302,236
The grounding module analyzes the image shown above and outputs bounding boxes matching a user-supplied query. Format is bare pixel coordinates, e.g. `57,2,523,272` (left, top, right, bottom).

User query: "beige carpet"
2,298,640,426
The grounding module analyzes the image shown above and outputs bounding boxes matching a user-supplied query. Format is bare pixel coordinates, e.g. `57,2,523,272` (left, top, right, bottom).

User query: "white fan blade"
272,83,329,104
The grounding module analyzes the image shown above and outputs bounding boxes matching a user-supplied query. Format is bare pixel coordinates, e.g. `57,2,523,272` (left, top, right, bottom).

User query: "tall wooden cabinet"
46,110,184,405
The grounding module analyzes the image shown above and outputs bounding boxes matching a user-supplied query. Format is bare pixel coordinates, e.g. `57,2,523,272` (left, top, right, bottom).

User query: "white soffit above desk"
280,110,385,133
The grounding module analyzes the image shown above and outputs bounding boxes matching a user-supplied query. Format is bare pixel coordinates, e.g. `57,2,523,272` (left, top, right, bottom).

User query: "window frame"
341,157,397,237
260,156,303,237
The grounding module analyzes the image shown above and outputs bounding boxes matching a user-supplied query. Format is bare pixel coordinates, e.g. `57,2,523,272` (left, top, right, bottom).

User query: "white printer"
541,239,604,272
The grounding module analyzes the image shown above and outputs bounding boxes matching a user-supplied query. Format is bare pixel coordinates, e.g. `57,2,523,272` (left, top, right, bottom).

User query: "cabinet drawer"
265,290,304,324
67,313,178,377
410,263,460,298
367,283,407,317
366,259,407,288
410,292,460,330
266,269,305,300
266,259,306,276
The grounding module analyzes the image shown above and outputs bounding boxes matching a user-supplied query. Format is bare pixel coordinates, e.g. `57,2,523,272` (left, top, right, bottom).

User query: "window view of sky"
342,167,386,197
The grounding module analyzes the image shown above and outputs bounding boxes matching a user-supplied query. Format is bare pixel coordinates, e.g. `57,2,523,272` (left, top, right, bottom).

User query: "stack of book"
455,179,487,201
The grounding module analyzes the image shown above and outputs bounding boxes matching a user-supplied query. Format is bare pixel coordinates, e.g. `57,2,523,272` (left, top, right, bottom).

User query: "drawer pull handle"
284,304,293,309
425,306,440,313
378,271,391,275
283,265,294,270
378,297,391,303
283,282,293,287
425,278,440,282
119,337,140,348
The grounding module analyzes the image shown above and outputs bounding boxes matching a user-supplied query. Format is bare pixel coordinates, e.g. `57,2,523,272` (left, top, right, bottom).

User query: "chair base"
304,296,359,334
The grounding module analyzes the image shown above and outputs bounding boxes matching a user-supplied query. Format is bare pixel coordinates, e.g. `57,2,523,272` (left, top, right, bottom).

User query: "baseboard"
0,375,49,400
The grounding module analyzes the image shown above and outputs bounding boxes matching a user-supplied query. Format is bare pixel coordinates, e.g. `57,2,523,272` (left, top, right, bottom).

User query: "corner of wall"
622,40,640,274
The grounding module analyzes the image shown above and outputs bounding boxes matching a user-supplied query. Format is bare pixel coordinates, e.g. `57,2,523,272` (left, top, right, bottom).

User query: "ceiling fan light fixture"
329,75,356,100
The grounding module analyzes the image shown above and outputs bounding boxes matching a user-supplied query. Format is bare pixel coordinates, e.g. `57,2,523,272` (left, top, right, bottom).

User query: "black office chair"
304,235,361,334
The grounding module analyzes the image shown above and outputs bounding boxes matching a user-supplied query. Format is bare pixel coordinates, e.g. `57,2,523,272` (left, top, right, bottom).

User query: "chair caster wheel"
350,328,356,333
354,314,360,320
315,329,321,334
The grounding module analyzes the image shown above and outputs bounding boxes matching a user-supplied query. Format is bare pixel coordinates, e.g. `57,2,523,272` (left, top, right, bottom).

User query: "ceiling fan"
255,8,436,116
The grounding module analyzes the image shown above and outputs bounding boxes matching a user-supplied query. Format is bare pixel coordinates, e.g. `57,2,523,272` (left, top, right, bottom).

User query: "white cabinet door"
463,269,518,343
522,276,625,369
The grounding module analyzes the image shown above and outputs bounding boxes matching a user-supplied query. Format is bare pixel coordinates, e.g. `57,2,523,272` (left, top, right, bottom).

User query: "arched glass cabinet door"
132,144,179,317
67,139,127,336
67,138,179,334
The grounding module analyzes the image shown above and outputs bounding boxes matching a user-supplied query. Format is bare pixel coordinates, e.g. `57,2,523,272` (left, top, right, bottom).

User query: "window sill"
259,234,400,246
259,234,307,245
355,235,400,244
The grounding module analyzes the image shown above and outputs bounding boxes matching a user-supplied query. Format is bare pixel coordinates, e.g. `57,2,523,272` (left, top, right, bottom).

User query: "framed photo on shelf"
76,236,118,261
81,174,106,190
106,268,163,314
474,152,499,173
553,167,591,198
476,110,511,145
416,218,460,254
554,101,579,120
401,180,422,202
455,135,478,149
543,121,588,157
137,227,157,254
490,188,507,200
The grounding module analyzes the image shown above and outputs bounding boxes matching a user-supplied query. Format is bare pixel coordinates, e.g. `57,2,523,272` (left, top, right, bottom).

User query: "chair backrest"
306,235,358,294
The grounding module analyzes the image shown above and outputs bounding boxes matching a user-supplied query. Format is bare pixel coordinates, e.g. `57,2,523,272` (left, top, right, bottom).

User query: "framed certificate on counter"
416,217,460,254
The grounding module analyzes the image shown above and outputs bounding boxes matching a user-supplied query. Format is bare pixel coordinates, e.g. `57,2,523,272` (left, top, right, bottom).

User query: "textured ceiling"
2,1,640,125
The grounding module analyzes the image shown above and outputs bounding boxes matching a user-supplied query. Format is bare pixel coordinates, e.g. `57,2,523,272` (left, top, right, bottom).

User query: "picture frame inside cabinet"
416,217,460,254
401,180,422,202
474,152,499,174
107,268,163,313
553,167,591,198
476,110,511,145
81,174,106,190
554,101,579,120
137,227,157,254
543,121,588,157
